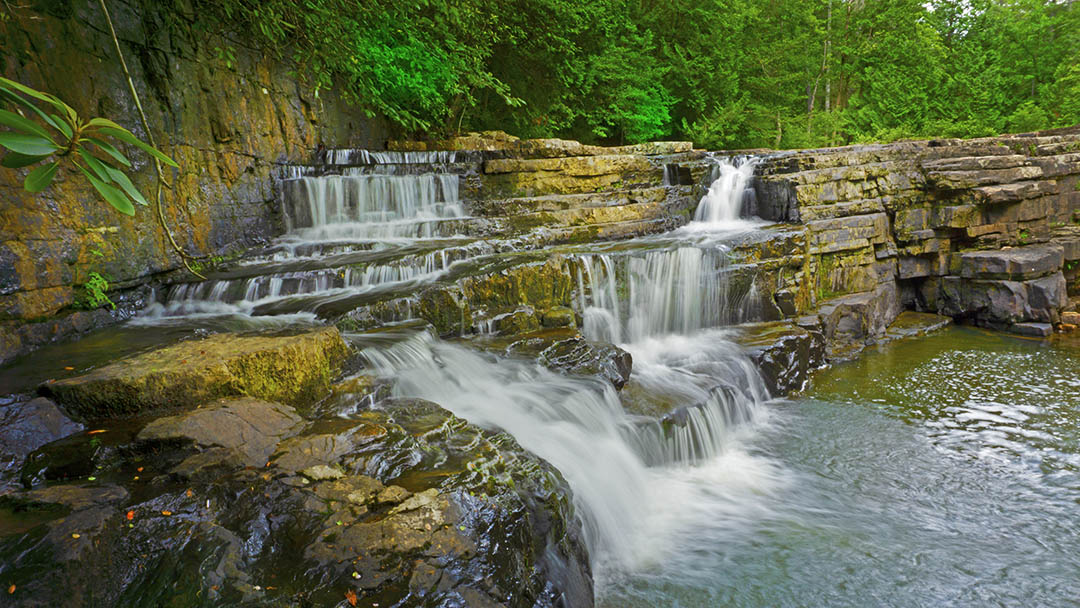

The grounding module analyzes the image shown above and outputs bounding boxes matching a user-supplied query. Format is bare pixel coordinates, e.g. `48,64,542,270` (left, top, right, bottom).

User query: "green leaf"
24,161,58,193
0,77,75,117
78,146,113,183
86,137,131,167
0,109,55,141
96,127,180,168
0,133,59,155
104,165,149,206
49,114,73,139
84,117,127,131
1,151,51,168
79,165,135,216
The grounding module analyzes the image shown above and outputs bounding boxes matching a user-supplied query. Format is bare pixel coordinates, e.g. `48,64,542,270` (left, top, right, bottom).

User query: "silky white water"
352,326,779,588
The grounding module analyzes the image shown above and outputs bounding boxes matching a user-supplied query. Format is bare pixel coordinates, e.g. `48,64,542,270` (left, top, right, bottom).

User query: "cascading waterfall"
349,326,773,582
691,156,759,226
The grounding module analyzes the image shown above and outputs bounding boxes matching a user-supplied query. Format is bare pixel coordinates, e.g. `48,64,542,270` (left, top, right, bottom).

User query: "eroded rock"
40,327,349,420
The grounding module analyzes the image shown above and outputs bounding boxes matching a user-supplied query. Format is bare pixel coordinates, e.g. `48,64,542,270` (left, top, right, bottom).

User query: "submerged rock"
0,397,82,490
39,327,349,421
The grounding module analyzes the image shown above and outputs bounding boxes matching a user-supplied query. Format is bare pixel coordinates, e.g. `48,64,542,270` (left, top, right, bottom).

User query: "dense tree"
192,0,1079,147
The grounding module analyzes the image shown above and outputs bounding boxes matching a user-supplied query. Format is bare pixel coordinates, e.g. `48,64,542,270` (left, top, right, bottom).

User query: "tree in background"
193,0,1080,148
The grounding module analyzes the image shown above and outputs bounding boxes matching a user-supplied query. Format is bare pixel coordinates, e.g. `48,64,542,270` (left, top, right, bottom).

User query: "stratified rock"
538,337,633,389
957,244,1064,280
884,311,953,340
40,327,349,420
736,322,825,395
137,397,305,469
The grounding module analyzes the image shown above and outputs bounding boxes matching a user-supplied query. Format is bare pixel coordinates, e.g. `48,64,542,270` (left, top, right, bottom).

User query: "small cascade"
574,247,753,344
281,171,464,238
349,326,769,576
692,156,759,226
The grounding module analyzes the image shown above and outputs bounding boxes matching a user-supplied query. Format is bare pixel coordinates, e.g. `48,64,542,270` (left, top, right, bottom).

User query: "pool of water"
601,327,1080,607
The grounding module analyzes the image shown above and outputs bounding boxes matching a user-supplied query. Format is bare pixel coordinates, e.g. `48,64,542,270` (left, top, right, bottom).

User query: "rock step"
468,186,671,215
40,327,349,420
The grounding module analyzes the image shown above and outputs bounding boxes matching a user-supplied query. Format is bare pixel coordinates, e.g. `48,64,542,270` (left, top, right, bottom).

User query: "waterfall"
281,172,463,238
574,246,754,344
350,326,771,581
692,156,759,226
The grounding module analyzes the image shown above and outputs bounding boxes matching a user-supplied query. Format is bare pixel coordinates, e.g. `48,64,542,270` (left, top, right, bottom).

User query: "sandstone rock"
884,311,952,340
1009,322,1053,337
934,273,1067,325
541,306,577,328
736,322,825,395
1061,311,1080,325
137,397,304,467
817,283,902,361
958,244,1064,280
40,327,349,420
0,397,82,489
538,337,633,389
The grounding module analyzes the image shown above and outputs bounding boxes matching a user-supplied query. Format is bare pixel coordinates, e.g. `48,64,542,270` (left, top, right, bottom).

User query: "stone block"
958,244,1064,280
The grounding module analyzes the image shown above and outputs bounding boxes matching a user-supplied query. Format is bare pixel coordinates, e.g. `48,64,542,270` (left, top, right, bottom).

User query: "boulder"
736,322,825,395
137,397,305,468
40,327,349,420
0,398,591,608
0,397,82,489
537,337,633,389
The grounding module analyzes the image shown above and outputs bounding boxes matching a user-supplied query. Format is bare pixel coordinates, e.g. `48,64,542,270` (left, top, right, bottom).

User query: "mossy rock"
40,328,349,421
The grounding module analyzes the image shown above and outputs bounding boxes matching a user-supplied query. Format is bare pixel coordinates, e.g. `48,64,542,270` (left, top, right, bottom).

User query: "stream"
2,149,1078,606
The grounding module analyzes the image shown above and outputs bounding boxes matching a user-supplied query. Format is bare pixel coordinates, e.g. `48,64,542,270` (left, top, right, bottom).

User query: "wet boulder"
736,322,826,395
0,397,82,490
535,337,633,389
0,398,591,608
39,327,349,421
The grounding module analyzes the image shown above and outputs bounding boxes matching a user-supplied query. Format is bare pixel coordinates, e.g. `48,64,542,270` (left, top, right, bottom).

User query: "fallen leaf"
180,359,187,364
87,476,97,481
133,476,140,481
186,489,194,498
126,510,134,521
137,467,144,472
344,589,357,606
7,584,13,594
64,366,74,371
87,430,107,435
71,533,81,539
161,511,172,516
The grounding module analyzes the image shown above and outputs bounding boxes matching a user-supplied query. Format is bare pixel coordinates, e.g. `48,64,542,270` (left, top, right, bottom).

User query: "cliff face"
0,0,386,362
747,128,1080,351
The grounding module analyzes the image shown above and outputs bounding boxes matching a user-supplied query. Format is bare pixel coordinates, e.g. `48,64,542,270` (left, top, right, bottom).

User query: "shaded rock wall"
0,0,386,362
750,128,1080,345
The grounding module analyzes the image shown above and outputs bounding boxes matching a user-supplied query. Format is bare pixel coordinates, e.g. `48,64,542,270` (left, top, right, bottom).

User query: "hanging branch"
96,0,205,279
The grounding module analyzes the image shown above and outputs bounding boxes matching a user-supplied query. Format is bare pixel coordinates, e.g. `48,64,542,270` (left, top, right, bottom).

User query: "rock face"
40,327,349,420
736,322,825,395
0,2,386,364
0,395,590,608
746,129,1080,341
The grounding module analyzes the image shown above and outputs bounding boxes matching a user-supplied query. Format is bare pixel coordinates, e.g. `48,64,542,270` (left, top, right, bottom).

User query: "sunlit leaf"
0,133,58,155
0,108,55,141
79,165,135,216
1,151,51,168
23,161,58,193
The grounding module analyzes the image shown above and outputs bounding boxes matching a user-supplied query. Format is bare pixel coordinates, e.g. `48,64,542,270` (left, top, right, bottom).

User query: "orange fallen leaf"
344,589,357,606
185,489,194,498
180,359,188,364
126,510,134,521
8,584,14,594
64,366,74,371
161,511,172,516
87,430,107,435
137,467,144,472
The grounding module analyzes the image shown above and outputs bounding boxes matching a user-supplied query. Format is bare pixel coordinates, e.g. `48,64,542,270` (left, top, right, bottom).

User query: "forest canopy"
195,0,1080,148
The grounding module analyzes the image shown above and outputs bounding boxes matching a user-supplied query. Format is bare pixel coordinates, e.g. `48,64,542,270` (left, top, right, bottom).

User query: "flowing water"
21,150,1079,605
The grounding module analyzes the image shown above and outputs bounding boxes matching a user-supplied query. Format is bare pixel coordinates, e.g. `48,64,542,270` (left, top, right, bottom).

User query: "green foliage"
0,77,178,215
76,271,115,310
185,0,1079,146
